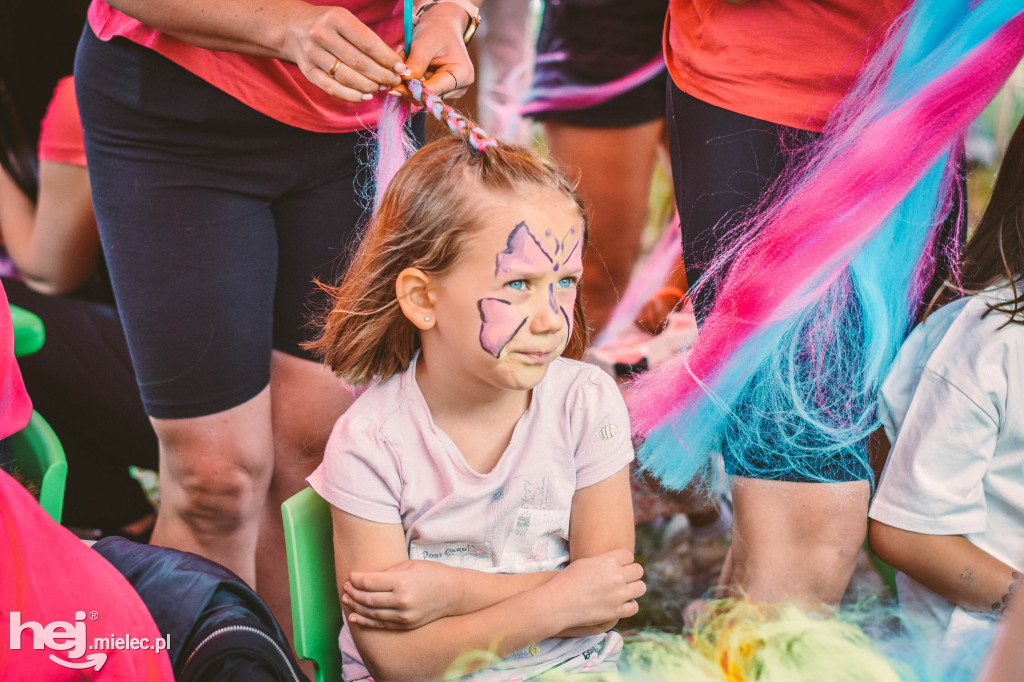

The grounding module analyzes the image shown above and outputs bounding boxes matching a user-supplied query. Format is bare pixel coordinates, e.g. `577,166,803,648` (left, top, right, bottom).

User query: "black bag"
93,536,309,682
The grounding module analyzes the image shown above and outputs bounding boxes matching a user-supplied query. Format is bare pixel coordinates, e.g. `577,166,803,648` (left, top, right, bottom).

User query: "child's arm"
341,467,638,634
869,521,1020,616
333,497,643,681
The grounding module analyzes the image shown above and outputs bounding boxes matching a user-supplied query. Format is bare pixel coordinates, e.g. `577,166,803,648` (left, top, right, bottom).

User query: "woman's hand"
343,560,462,629
545,549,646,632
393,2,475,101
281,4,407,102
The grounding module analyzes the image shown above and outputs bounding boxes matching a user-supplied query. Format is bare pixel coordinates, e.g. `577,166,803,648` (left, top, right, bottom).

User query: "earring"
424,316,431,322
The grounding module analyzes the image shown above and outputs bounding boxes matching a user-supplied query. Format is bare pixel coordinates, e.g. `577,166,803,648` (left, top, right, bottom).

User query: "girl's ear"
396,267,436,330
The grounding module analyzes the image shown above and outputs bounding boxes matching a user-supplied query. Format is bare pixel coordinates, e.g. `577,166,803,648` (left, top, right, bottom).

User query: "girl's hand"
282,4,406,103
546,549,646,631
343,560,461,629
392,3,474,101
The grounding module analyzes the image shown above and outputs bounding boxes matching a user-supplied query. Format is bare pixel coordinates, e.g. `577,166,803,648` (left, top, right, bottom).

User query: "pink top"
0,283,32,440
38,77,87,167
0,469,175,680
87,0,402,133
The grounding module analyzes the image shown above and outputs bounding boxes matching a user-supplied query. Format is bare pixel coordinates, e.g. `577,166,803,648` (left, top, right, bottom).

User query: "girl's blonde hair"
306,136,590,386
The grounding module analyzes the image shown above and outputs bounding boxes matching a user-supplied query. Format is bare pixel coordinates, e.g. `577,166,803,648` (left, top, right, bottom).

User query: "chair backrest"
282,487,344,682
11,304,45,357
10,410,67,523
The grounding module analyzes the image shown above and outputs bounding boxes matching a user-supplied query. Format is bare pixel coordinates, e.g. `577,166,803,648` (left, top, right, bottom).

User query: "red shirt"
37,77,87,167
664,0,906,131
88,0,402,133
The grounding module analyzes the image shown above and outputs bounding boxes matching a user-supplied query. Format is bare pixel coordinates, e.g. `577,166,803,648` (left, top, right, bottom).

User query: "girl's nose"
531,284,565,333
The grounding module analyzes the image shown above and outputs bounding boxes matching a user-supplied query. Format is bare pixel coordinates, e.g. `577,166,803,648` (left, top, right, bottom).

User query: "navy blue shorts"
76,26,370,419
526,0,668,128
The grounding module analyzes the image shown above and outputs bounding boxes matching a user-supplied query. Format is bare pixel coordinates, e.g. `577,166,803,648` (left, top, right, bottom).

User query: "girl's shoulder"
336,365,421,435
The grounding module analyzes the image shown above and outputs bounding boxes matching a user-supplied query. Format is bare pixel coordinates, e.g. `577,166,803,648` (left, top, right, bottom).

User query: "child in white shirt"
306,133,644,681
868,118,1024,648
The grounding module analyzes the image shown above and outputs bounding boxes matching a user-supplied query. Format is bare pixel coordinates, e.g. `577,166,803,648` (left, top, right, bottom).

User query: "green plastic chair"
282,486,344,682
10,410,67,523
7,304,66,523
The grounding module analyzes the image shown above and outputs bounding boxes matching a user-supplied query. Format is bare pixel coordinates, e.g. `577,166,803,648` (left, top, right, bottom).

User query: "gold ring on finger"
328,58,342,78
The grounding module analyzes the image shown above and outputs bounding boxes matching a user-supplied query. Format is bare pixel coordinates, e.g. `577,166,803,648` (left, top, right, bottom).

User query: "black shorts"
76,27,369,419
525,0,668,128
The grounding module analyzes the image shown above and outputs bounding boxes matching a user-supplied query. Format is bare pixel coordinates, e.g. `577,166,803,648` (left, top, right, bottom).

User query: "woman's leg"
258,351,354,640
150,391,274,583
729,477,869,606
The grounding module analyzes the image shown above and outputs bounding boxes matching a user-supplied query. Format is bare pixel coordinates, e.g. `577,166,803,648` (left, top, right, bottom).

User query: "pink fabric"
0,283,31,440
87,0,401,133
37,77,87,167
0,469,174,680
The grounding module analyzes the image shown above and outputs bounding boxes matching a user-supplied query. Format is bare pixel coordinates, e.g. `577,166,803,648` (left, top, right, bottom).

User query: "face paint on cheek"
478,298,528,358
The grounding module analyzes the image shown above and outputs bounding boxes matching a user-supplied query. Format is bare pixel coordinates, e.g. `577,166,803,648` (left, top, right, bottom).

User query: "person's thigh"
667,83,816,324
269,130,368,361
729,476,869,605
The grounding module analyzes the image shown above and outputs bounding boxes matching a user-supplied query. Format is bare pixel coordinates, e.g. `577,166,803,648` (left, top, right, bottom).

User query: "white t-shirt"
869,284,1024,647
308,356,635,681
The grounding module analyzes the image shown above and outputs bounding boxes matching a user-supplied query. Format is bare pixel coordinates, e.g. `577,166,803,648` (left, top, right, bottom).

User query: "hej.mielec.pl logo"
9,610,170,671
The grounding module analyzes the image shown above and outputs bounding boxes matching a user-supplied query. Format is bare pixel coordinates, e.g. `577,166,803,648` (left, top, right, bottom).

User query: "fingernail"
379,84,389,92
361,93,374,101
394,62,407,73
402,68,412,77
388,90,402,97
341,594,351,604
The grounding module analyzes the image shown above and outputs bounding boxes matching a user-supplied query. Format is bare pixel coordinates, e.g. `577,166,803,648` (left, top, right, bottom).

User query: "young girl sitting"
305,133,645,681
868,118,1024,647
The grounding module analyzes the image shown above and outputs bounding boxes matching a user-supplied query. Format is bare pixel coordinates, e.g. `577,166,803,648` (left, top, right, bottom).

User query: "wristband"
414,0,481,45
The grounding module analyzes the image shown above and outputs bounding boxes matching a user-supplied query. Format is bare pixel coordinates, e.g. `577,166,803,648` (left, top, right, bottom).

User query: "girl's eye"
506,280,527,291
557,276,577,289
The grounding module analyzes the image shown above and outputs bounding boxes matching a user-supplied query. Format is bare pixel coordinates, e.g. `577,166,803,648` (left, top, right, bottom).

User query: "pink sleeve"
37,76,87,167
307,414,404,525
571,368,635,490
0,282,31,440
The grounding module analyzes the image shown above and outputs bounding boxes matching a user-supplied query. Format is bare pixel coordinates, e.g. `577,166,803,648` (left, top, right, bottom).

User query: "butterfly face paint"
478,220,583,358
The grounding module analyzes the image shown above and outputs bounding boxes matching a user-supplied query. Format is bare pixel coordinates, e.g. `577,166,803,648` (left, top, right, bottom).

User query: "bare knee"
153,407,274,538
170,460,271,536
